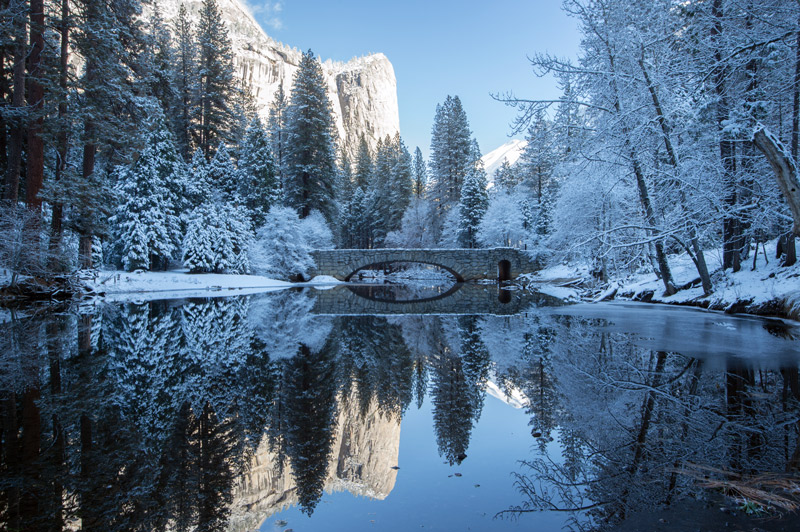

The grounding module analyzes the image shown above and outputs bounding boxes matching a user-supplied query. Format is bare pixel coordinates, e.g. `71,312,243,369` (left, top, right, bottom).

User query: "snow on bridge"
308,248,540,282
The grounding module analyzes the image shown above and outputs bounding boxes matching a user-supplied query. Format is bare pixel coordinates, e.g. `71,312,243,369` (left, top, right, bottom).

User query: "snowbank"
84,270,292,302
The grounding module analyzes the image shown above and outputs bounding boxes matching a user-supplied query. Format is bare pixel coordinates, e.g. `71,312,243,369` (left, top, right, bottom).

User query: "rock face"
228,390,401,531
156,0,400,159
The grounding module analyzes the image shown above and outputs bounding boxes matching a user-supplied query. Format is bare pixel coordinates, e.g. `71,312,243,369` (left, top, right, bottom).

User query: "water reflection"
1,288,799,531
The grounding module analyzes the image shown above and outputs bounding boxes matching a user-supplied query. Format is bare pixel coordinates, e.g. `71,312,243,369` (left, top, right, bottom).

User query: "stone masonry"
308,248,540,282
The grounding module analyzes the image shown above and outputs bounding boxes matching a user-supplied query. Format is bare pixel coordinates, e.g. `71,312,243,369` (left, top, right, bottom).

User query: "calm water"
1,285,800,531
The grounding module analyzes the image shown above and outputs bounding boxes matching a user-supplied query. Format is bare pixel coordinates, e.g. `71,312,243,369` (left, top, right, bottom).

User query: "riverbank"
522,239,800,321
0,269,345,305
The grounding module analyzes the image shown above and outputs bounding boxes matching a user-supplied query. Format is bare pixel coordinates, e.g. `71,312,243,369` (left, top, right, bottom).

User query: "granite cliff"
227,390,401,531
156,0,400,159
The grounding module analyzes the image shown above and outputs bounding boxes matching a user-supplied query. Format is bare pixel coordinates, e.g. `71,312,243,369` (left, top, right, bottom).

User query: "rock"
152,0,399,159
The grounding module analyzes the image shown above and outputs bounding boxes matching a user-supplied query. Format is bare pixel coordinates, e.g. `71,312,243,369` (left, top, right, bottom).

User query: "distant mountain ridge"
155,0,401,159
481,139,527,180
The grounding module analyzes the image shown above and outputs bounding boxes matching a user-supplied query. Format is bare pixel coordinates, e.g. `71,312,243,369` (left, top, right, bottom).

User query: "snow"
485,378,529,409
481,139,526,182
534,284,581,302
85,270,291,302
307,275,343,287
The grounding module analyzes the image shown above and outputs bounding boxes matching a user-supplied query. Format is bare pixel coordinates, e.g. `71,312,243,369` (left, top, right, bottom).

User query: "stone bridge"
308,248,540,282
310,285,563,316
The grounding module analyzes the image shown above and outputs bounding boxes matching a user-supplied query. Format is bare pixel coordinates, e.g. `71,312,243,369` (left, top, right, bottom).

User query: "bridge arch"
343,260,464,282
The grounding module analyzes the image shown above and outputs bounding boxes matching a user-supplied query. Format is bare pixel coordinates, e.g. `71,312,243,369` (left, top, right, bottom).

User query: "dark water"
1,285,800,531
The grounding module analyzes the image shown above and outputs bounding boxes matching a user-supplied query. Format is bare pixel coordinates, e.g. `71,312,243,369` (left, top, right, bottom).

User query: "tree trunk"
4,0,27,202
25,0,45,210
49,0,70,265
639,55,713,294
752,127,800,238
712,0,742,272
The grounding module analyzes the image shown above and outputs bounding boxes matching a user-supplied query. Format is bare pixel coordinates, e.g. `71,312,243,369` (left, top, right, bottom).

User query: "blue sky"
245,0,581,158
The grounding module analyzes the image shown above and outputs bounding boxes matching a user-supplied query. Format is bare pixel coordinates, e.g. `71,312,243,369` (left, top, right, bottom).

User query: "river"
1,284,799,531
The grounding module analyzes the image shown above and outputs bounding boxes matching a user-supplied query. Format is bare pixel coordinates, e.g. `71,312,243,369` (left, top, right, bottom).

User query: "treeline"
498,0,800,295
0,0,421,279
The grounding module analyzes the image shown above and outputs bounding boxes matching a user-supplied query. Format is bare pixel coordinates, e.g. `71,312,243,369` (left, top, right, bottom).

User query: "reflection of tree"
337,316,414,419
431,316,490,466
501,314,800,531
282,343,338,515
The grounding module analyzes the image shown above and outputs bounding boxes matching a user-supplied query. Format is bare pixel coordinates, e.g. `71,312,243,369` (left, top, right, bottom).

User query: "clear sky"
245,0,582,158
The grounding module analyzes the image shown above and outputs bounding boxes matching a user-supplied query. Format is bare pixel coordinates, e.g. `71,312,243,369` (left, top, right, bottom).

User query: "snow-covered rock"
155,0,400,159
482,139,527,181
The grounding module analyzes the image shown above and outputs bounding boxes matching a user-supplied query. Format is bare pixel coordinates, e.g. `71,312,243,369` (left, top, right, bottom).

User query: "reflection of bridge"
310,285,563,316
309,248,540,282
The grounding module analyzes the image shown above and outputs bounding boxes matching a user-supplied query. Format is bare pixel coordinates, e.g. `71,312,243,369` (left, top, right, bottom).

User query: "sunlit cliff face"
228,388,401,531
152,0,401,160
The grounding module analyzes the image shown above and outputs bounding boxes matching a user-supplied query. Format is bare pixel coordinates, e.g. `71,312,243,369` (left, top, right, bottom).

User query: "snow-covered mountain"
481,139,527,179
155,0,400,159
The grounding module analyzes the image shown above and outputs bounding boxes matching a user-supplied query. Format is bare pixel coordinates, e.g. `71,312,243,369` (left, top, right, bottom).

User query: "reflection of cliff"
228,389,401,531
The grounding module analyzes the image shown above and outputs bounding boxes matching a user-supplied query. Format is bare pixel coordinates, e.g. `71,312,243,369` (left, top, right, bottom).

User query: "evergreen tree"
111,110,186,271
68,0,147,267
284,50,338,223
429,95,473,209
457,142,488,248
493,160,519,192
145,5,175,120
267,83,289,195
196,0,235,157
183,202,251,273
205,142,238,202
353,136,374,190
239,118,280,227
412,146,427,198
172,3,198,158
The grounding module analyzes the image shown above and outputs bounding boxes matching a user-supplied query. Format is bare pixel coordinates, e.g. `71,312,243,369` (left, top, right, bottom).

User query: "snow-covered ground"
80,270,339,302
522,239,800,320
620,241,800,319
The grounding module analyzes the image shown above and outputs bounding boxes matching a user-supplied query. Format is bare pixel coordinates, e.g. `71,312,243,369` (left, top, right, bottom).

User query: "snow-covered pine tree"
353,136,374,190
239,118,280,227
145,5,175,122
457,142,488,249
183,202,251,273
267,82,289,194
69,0,147,267
206,142,238,202
493,160,519,192
429,95,473,209
196,0,235,157
284,50,338,224
387,134,413,235
412,146,427,198
187,147,212,208
111,109,185,271
171,3,198,158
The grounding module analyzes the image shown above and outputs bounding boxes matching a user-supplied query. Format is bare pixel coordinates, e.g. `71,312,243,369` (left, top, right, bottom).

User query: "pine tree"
429,95,473,209
353,136,374,190
172,3,198,158
458,142,488,249
111,110,186,271
205,142,238,202
69,0,147,267
267,83,289,195
493,160,519,192
284,50,338,223
412,146,427,198
145,5,175,119
196,0,235,157
239,118,280,227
